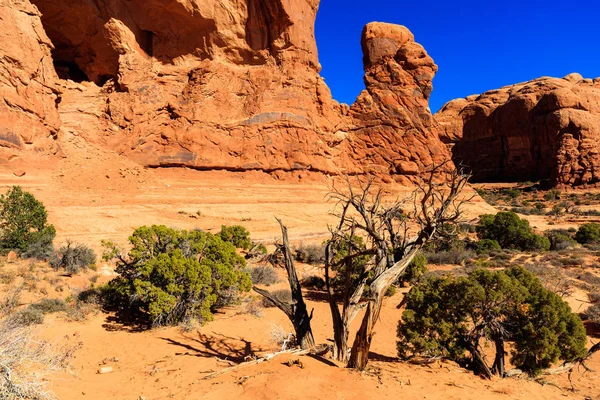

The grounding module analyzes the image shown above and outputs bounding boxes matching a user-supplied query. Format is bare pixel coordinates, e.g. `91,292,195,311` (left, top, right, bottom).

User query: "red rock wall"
0,0,61,161
436,74,600,187
1,0,452,183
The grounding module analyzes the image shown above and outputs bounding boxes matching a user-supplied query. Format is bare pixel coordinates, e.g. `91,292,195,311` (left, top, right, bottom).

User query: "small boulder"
6,251,18,263
97,366,113,374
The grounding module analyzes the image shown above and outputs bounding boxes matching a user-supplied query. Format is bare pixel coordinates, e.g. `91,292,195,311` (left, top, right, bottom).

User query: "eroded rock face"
436,74,600,187
1,1,451,182
0,0,60,160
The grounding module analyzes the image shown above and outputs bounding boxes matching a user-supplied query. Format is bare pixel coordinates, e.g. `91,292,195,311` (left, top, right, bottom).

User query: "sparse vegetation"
586,303,600,326
103,225,252,327
50,241,96,274
294,243,325,265
29,298,68,314
546,229,577,251
260,289,291,308
250,265,279,286
0,318,73,400
423,248,475,265
10,308,45,326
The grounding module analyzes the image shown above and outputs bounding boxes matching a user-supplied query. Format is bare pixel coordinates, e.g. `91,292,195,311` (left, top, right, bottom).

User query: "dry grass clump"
238,299,264,318
424,249,475,265
269,324,295,350
0,286,23,316
586,303,600,326
524,264,573,297
294,243,325,265
0,318,77,400
260,289,292,308
249,265,279,286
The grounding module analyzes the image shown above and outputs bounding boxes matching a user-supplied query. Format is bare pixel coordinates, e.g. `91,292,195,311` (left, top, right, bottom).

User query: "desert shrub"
525,264,573,297
544,189,561,201
21,230,56,261
250,265,279,286
76,287,106,306
246,242,268,259
546,230,577,251
219,225,252,250
328,235,371,293
423,249,475,265
0,186,56,254
588,292,600,304
502,188,522,199
294,243,325,265
458,223,477,234
385,285,398,297
50,241,96,274
559,256,584,267
238,300,264,318
587,303,600,325
0,286,22,316
510,207,544,216
575,223,600,244
474,239,502,254
29,298,68,314
261,289,291,308
301,275,326,290
400,253,428,285
398,266,587,376
0,319,72,400
10,308,45,326
103,225,252,327
576,209,600,217
476,212,550,251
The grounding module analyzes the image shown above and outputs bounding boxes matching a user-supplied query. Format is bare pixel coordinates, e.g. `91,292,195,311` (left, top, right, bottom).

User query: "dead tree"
253,219,316,349
325,162,471,369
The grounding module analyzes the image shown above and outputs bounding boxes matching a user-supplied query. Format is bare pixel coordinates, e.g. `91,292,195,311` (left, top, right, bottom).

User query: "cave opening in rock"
52,59,90,83
140,30,154,57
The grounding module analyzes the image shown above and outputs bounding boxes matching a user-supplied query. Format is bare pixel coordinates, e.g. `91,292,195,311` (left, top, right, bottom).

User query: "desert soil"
1,141,598,400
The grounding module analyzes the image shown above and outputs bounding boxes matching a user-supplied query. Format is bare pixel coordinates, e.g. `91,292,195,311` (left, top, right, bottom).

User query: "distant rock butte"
0,0,451,184
436,74,600,188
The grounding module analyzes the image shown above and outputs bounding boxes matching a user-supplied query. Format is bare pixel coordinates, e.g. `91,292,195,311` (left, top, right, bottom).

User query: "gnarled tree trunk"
492,338,505,377
348,247,420,370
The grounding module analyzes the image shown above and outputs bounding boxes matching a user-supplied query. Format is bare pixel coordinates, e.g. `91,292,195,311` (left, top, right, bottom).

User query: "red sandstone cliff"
0,0,450,183
436,74,600,187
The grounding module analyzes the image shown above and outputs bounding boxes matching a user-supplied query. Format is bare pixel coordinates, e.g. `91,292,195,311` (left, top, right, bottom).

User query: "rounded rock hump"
435,74,600,187
361,22,415,67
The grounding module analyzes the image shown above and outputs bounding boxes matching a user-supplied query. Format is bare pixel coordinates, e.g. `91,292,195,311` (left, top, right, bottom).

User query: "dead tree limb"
253,219,315,349
199,344,329,380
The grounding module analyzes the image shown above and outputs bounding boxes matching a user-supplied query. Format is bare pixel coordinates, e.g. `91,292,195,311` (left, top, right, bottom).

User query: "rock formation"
0,0,60,156
0,0,451,183
436,74,600,187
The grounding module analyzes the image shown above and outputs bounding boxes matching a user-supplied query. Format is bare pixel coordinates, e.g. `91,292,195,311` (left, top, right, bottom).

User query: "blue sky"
315,1,600,112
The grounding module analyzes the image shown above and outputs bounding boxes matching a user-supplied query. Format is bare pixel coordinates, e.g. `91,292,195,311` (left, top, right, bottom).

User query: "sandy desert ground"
1,138,599,400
